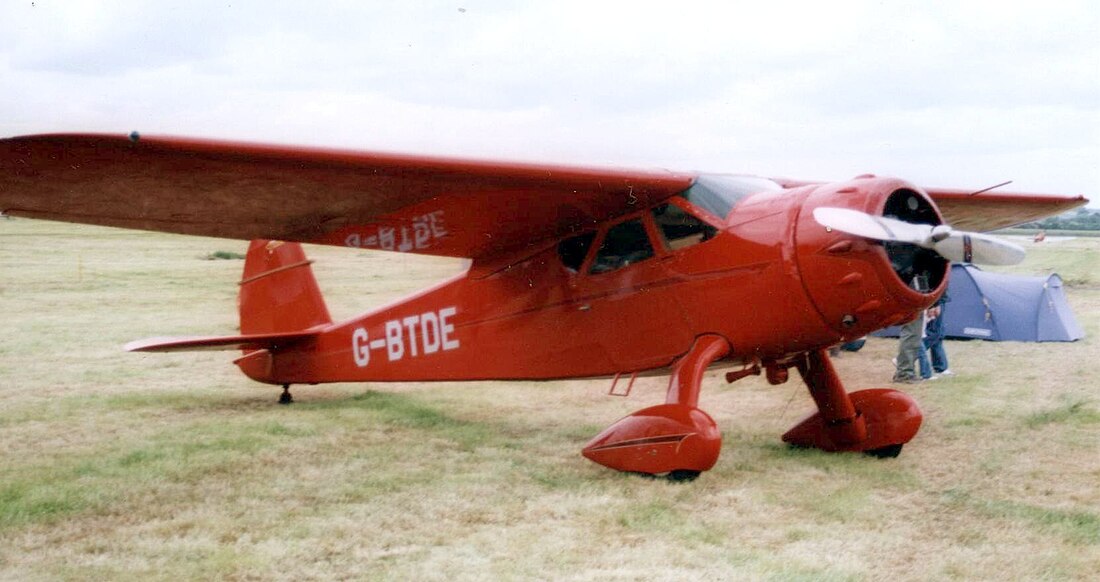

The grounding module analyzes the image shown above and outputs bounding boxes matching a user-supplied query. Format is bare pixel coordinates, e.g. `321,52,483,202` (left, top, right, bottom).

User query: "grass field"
1,219,1098,581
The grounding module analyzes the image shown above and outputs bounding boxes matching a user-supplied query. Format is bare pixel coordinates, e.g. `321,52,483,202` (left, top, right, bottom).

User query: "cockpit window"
558,232,596,272
680,174,782,219
590,219,654,274
652,203,718,250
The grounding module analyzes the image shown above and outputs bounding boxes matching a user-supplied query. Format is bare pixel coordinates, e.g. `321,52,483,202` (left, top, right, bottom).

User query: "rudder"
239,240,332,335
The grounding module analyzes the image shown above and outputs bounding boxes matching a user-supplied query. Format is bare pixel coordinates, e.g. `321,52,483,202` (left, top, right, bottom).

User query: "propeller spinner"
812,207,1025,266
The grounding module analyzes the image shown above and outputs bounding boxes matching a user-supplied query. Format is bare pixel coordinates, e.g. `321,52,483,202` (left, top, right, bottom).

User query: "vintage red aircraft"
0,133,1087,479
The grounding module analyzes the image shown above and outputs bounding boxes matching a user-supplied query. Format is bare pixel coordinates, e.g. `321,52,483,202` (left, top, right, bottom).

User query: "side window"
557,232,596,272
590,219,655,274
652,203,718,251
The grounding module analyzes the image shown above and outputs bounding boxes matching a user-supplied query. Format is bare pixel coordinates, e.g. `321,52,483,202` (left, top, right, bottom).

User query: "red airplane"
0,133,1087,480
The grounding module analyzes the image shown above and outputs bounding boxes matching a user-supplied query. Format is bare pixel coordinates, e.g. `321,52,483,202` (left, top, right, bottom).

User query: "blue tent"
875,264,1084,342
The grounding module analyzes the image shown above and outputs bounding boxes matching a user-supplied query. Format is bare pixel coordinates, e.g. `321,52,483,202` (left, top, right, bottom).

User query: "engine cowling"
794,176,949,339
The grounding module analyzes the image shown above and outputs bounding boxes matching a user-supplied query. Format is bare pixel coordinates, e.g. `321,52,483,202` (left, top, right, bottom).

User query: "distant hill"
1018,207,1100,231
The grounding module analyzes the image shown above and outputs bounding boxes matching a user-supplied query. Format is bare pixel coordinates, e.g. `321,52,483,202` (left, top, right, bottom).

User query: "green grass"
941,488,1100,545
1024,397,1100,428
988,235,1100,287
1,218,1099,580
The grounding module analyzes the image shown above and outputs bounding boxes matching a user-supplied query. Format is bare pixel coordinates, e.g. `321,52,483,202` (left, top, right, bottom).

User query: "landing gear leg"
782,349,922,454
583,335,730,477
278,384,293,405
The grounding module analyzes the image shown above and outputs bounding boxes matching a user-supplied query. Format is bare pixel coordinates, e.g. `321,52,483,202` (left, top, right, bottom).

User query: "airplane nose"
793,178,948,336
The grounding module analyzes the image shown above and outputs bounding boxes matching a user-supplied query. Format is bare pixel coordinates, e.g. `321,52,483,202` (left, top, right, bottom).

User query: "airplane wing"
3,134,1086,256
0,133,694,260
775,177,1088,232
922,188,1088,232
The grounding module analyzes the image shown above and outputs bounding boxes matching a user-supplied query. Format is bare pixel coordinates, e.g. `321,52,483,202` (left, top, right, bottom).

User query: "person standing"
923,293,952,376
893,312,924,383
916,309,934,381
891,255,930,383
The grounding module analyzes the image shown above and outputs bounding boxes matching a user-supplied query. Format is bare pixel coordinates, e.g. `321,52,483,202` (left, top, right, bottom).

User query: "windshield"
679,174,782,219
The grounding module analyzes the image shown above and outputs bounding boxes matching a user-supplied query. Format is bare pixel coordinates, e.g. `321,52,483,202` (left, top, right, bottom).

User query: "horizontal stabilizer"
125,330,321,353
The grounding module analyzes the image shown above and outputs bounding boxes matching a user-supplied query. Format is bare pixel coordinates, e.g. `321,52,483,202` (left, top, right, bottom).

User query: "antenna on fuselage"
968,180,1013,196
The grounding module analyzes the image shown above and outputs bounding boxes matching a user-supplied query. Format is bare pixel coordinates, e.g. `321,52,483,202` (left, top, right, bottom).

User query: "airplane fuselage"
238,175,946,385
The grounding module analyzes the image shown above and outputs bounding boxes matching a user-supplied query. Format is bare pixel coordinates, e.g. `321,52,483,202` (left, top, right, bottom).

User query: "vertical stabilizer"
239,240,332,335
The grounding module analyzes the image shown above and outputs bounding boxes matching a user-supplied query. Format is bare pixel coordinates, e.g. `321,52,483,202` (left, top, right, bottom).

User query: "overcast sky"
2,1,1097,205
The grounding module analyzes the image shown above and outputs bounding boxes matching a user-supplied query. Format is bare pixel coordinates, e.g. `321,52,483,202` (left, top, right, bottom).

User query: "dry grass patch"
1,219,1098,580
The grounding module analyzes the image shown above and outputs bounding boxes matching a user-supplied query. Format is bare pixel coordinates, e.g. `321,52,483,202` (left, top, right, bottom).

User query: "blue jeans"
923,337,949,373
917,343,933,379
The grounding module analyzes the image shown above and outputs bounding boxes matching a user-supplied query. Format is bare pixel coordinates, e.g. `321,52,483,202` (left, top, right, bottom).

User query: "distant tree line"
1018,208,1100,231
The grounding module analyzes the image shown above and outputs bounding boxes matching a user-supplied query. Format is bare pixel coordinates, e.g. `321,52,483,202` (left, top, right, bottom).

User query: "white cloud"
1,0,1097,202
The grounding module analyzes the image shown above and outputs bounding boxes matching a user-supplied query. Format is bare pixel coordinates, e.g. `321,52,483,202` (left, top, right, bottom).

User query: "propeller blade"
812,207,931,245
932,232,1025,265
812,207,1026,266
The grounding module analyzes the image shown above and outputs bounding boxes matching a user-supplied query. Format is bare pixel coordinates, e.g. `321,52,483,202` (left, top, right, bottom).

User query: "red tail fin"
239,240,331,335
